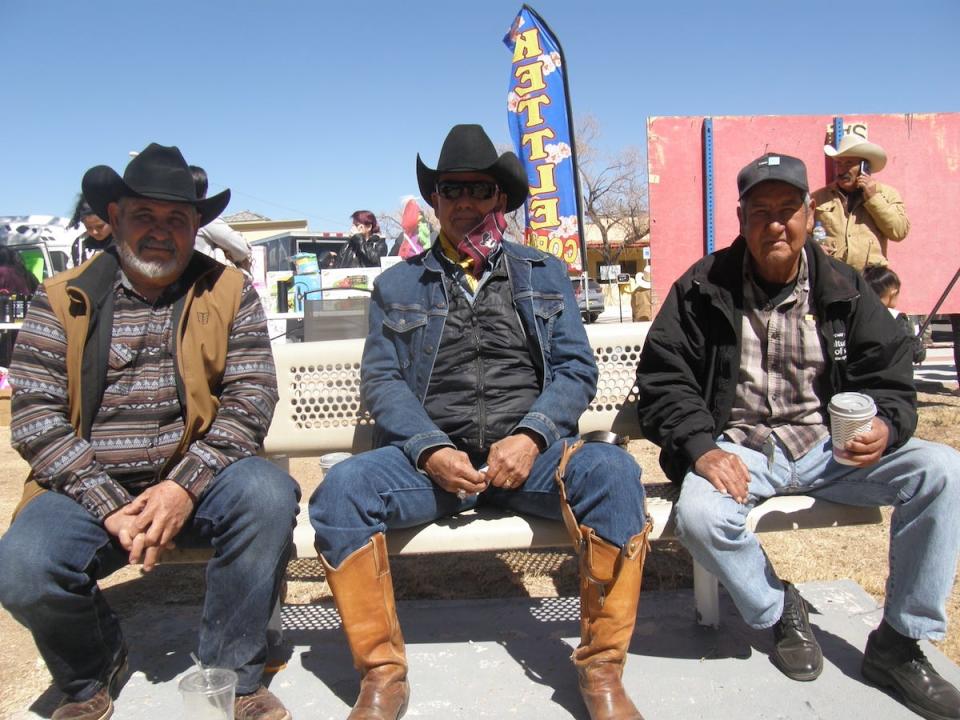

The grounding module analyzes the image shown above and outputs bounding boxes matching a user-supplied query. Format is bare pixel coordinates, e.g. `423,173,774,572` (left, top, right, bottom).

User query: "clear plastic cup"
178,667,237,720
319,452,352,480
828,392,877,466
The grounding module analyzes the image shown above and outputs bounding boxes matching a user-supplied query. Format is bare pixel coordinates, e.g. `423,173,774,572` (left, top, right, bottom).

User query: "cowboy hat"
416,124,529,212
823,135,888,173
82,143,231,226
635,265,652,289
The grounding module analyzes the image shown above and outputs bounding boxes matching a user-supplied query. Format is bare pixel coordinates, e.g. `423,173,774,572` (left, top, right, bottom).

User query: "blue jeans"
310,439,646,567
675,436,960,639
0,457,300,700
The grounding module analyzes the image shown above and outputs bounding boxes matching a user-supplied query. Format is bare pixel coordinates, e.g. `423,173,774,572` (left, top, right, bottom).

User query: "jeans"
310,439,646,568
0,457,300,700
675,436,960,639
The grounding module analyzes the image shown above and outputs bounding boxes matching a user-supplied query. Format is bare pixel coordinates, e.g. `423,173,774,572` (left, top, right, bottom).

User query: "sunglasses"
435,180,499,201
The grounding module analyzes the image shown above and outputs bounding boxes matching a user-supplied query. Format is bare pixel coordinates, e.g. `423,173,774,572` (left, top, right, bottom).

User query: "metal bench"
244,322,882,627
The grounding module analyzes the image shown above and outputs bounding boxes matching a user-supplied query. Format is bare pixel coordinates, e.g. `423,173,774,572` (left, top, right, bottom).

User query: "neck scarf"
438,211,507,291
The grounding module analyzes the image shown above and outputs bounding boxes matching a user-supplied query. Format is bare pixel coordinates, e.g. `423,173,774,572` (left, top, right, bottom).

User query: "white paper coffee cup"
828,392,877,465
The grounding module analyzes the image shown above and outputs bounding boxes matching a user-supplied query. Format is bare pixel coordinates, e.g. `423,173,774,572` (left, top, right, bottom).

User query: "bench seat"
166,321,883,628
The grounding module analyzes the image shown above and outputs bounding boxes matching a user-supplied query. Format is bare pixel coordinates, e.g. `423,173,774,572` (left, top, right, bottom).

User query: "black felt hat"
416,124,529,212
82,143,230,226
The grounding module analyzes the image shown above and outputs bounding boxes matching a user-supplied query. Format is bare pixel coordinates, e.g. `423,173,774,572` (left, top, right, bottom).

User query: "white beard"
117,239,181,279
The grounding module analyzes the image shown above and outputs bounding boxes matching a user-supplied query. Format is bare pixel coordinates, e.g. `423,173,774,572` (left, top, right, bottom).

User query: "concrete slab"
14,580,960,719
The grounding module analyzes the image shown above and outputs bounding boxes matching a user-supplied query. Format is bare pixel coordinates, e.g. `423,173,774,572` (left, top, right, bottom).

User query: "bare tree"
576,115,649,266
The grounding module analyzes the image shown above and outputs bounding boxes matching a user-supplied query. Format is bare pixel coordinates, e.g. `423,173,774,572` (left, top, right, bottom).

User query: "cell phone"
859,160,871,175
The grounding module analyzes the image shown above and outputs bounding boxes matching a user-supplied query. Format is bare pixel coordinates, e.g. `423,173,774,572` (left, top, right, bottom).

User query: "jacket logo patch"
833,331,847,360
197,311,210,325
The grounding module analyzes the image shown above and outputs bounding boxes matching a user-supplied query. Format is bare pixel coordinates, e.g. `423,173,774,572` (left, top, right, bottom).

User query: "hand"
421,447,487,498
693,448,750,504
131,481,196,571
820,242,836,257
104,502,146,553
484,432,541,491
857,172,878,199
837,417,889,467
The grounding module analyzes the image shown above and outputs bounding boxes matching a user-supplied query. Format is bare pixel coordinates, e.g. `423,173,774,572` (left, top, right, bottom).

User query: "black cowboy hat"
81,143,230,226
416,124,529,212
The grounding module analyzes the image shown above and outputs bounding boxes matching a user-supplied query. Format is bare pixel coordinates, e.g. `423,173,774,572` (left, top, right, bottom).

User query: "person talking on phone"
308,124,650,720
812,134,910,272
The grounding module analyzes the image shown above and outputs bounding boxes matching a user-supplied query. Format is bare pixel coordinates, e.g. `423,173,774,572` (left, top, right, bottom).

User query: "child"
863,265,926,364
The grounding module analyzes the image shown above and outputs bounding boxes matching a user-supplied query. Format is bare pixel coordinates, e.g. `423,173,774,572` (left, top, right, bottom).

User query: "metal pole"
917,265,960,339
702,118,715,255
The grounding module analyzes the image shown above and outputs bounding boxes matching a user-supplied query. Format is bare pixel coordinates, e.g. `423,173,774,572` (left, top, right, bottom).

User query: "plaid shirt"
723,251,830,460
10,268,277,520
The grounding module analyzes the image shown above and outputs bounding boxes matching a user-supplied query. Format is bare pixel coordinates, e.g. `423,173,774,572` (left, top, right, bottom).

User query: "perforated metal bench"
245,322,882,627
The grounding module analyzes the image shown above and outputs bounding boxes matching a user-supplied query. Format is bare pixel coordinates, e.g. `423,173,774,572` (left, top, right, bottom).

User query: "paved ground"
13,581,960,719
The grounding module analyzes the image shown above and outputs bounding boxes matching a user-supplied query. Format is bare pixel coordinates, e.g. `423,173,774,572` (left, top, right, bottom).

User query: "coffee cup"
178,667,237,720
828,392,877,465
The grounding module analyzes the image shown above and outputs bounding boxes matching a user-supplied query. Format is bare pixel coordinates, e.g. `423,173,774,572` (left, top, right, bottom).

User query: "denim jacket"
361,241,598,467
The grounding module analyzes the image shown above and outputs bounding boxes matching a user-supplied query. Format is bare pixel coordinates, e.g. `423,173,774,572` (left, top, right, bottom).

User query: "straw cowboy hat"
82,143,231,226
417,124,529,212
635,265,652,289
823,135,888,173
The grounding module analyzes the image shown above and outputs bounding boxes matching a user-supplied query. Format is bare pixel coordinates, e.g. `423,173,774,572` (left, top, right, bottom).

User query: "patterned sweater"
9,252,278,520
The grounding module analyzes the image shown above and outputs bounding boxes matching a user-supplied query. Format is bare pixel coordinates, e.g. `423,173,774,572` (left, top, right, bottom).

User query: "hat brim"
417,152,529,213
823,140,887,172
82,165,230,227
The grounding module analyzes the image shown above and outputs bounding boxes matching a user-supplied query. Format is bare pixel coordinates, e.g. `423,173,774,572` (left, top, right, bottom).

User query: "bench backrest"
264,322,650,458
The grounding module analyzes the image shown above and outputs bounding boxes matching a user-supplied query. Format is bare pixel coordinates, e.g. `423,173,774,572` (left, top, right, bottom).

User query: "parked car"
571,277,605,322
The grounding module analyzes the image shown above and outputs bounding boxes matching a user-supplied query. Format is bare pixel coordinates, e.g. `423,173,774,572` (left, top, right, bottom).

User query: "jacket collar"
692,236,859,314
66,247,225,309
424,238,551,275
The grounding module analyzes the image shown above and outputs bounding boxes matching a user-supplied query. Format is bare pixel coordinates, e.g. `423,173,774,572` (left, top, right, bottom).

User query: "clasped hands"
103,480,196,572
421,432,542,499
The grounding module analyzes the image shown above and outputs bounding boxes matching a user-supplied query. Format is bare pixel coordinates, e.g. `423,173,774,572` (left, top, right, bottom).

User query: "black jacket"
336,233,388,268
636,237,916,483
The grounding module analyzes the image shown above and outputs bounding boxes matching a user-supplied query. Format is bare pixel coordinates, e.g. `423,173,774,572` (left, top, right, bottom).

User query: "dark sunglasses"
435,180,499,201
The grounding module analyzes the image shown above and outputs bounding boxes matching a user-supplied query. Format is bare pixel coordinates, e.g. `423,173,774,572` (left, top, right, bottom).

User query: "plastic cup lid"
828,392,877,419
178,667,237,694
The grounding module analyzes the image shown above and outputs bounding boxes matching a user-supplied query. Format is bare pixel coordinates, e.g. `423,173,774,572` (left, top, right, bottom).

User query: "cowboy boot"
320,533,409,720
572,523,652,720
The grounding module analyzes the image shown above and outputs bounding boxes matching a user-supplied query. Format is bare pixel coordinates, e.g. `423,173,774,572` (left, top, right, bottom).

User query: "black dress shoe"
862,628,960,720
771,582,823,681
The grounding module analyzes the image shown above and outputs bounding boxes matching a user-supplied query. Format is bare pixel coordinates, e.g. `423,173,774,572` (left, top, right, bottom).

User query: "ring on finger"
503,479,513,489
457,489,468,501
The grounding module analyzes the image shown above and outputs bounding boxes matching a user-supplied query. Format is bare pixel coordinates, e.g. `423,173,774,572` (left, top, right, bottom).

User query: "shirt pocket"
531,293,564,366
382,305,428,371
105,342,137,396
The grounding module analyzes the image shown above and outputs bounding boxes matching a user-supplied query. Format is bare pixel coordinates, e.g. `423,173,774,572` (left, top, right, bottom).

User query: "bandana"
438,211,507,290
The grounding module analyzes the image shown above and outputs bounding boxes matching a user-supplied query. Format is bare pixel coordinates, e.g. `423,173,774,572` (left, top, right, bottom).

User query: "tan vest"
14,252,246,515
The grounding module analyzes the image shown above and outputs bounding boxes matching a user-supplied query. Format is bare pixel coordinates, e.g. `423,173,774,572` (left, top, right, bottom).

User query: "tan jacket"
14,250,245,515
812,181,910,272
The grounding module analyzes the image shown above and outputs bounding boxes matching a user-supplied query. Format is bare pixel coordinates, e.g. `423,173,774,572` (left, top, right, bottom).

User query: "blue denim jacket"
361,241,598,467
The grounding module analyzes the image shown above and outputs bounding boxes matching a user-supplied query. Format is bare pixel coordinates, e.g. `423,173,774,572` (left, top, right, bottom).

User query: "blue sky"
3,0,958,232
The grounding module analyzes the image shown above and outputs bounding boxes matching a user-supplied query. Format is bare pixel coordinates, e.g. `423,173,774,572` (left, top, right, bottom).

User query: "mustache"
137,236,177,252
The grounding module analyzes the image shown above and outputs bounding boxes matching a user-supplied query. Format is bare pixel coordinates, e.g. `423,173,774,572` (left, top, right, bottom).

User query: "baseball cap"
737,153,808,200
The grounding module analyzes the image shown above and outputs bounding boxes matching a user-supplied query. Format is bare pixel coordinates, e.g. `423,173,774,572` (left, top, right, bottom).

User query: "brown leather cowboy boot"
320,533,409,720
553,439,651,720
572,524,651,720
